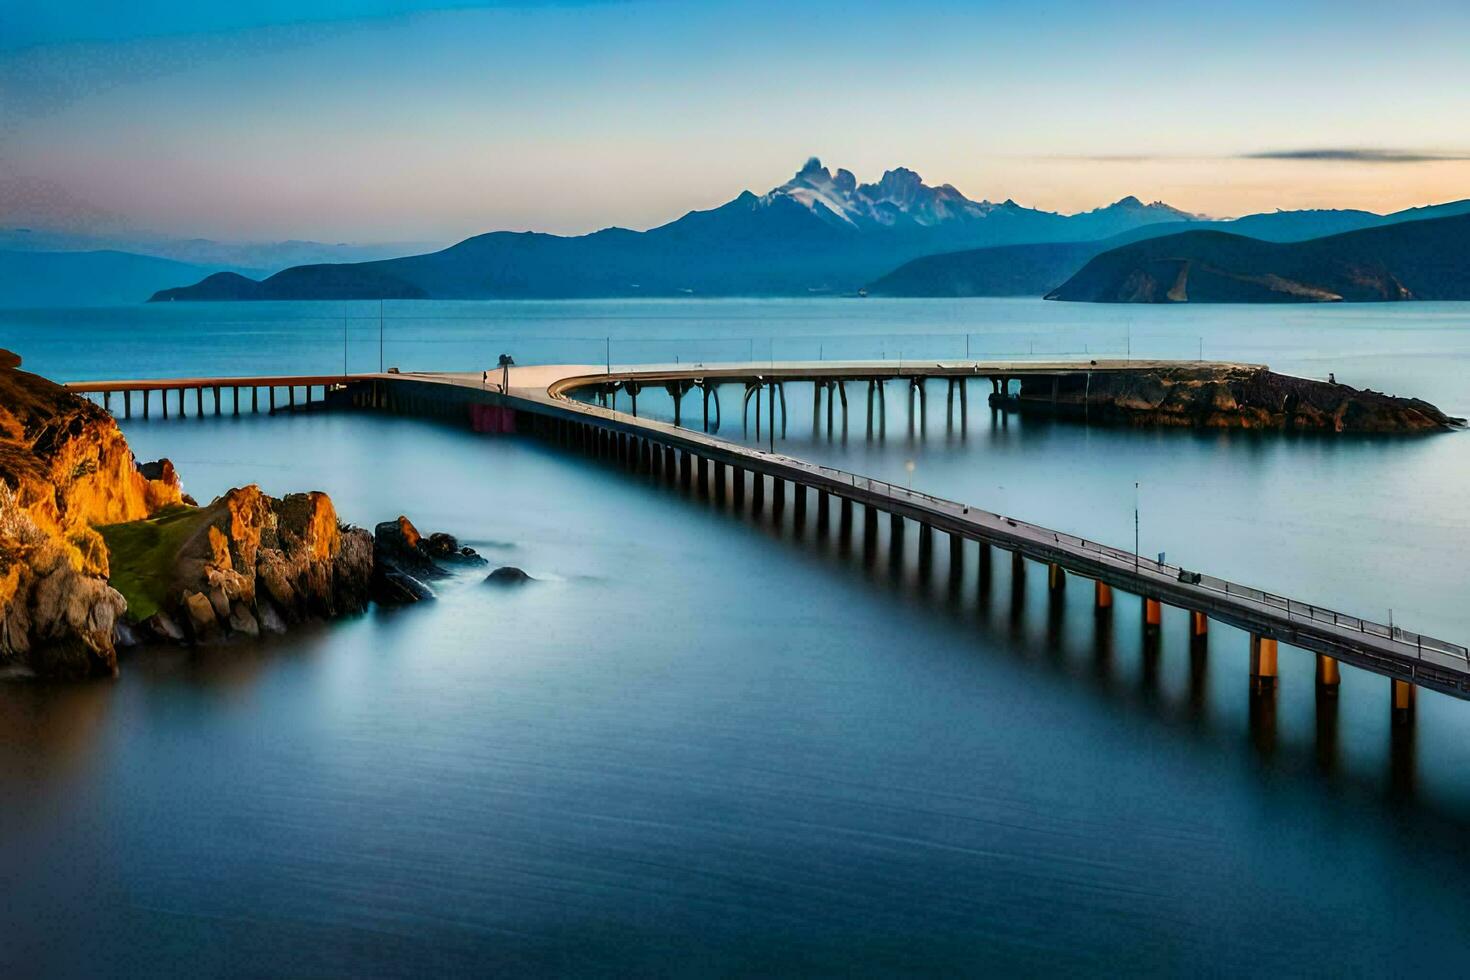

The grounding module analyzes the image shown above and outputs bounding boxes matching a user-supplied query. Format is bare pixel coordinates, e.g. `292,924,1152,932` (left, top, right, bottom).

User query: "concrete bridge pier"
794,483,808,524
1010,550,1025,583
714,461,727,503
700,383,722,433
161,390,168,419
908,378,927,435
1190,610,1209,643
890,513,905,553
697,456,710,496
772,477,785,515
945,378,968,432
1250,635,1279,692
666,382,690,426
1143,597,1163,632
142,389,150,419
1392,678,1416,724
1048,563,1066,593
977,542,992,589
732,466,746,508
949,533,964,584
863,504,878,550
752,471,765,514
122,392,131,419
816,491,830,533
664,445,676,480
1095,581,1113,613
918,524,933,579
1316,655,1340,691
839,497,853,538
679,449,692,489
836,382,847,437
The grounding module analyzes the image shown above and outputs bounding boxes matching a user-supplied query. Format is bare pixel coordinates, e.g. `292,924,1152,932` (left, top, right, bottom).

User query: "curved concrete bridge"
70,359,1468,718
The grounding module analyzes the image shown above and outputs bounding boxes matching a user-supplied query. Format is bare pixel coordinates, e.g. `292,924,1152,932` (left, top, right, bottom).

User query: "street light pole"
1134,481,1140,574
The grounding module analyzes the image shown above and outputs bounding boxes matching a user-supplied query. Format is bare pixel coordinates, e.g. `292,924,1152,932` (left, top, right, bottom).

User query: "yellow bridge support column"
1391,678,1416,723
1047,563,1065,593
1249,635,1279,691
1190,610,1208,638
1143,597,1162,631
1094,581,1112,611
1316,655,1341,691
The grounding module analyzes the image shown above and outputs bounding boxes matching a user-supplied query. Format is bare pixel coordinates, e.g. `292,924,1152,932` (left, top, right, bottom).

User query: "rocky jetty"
0,349,477,678
993,365,1464,432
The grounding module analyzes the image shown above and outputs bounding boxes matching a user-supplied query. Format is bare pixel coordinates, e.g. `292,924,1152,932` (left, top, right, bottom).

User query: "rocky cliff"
0,350,465,679
1,349,187,675
995,366,1464,432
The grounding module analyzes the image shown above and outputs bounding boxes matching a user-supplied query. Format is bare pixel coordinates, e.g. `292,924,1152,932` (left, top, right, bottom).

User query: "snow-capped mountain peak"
763,158,1003,230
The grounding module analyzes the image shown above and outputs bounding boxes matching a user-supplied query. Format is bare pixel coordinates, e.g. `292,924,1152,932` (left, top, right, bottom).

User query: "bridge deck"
68,360,1470,700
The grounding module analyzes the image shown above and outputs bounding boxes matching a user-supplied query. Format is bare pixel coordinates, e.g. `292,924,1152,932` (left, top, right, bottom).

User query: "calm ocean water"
3,298,1470,974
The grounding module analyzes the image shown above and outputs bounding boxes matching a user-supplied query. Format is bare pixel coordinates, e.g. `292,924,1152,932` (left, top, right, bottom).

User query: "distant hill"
151,159,1200,301
865,202,1470,297
0,229,443,274
0,249,258,307
1045,212,1470,303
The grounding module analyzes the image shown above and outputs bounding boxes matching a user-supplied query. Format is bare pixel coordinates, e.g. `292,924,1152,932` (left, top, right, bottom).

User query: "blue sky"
3,0,1468,241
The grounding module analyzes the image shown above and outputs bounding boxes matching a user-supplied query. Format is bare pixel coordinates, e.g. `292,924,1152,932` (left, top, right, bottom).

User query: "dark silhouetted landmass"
0,250,259,307
1046,213,1470,303
149,160,1198,301
866,202,1470,297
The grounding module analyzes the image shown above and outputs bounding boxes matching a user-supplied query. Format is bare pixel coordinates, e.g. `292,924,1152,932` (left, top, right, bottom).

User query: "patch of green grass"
97,504,210,621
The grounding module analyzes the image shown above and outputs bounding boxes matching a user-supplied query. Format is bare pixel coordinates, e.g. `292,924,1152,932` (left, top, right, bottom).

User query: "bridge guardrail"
796,461,1469,667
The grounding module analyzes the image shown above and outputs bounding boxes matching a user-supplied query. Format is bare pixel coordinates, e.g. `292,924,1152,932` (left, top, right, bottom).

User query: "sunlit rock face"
0,349,373,677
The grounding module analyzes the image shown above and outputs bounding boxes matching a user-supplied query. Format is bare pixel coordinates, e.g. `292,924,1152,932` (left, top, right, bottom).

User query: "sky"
2,0,1469,243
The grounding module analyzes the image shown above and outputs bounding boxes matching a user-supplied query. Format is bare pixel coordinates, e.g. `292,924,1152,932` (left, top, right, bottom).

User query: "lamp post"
1134,481,1140,575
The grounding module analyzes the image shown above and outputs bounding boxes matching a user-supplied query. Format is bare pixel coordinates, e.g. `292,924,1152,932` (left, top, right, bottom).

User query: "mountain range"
866,199,1470,298
1045,212,1470,303
150,159,1199,301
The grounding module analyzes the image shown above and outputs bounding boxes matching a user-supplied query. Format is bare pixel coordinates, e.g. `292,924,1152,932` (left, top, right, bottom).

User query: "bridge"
68,359,1469,720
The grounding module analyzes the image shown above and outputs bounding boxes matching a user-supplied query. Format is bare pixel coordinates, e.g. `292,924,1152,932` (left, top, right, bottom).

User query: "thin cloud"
1241,148,1470,163
1032,148,1470,164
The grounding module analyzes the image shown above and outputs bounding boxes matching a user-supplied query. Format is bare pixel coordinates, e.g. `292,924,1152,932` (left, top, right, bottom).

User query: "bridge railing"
784,462,1469,664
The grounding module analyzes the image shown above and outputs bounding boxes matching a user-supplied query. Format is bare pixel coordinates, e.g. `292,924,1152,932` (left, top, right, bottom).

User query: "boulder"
484,566,533,586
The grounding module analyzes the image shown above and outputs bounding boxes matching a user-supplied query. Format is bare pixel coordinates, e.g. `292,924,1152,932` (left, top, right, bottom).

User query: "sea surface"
3,298,1470,974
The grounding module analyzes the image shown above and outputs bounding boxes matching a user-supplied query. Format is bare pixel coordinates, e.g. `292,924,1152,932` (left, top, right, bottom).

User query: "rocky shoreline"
0,350,479,679
991,366,1465,433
